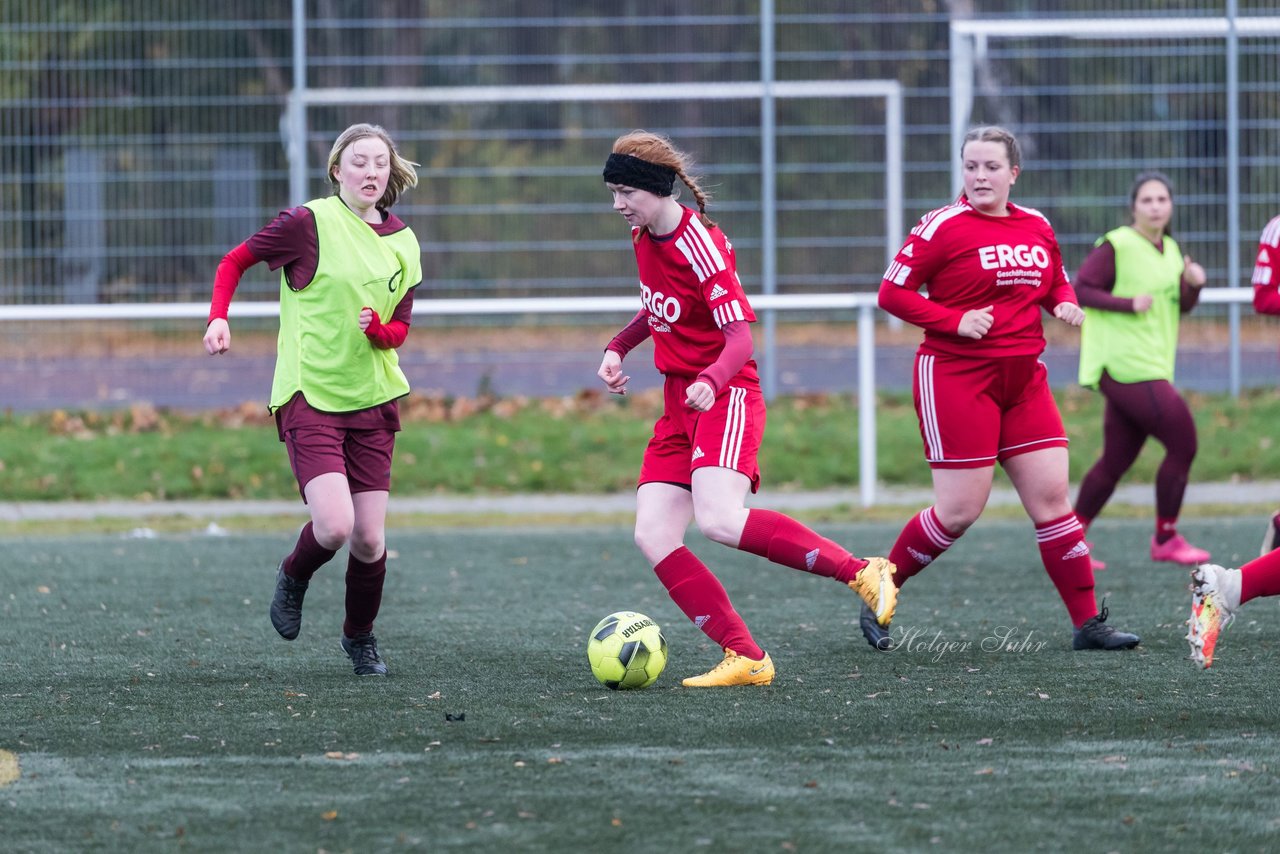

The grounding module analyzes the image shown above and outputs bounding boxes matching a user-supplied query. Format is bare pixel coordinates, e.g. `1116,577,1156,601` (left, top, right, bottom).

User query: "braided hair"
610,131,716,228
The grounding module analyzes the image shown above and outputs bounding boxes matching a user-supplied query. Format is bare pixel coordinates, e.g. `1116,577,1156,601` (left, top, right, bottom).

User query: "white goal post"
286,79,905,398
281,78,904,506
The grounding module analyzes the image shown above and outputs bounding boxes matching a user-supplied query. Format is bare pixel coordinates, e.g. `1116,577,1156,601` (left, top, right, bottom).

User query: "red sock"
1074,511,1093,538
283,522,338,583
887,507,958,588
342,551,387,638
1035,514,1097,627
737,509,865,583
653,546,764,660
1155,517,1178,545
1240,547,1280,604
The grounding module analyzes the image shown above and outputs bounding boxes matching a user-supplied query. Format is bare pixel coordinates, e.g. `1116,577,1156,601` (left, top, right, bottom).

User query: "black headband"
603,152,677,197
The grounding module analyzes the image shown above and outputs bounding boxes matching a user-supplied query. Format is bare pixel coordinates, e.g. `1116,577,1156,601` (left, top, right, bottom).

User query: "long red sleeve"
1255,285,1280,316
362,288,415,349
605,310,652,358
696,320,752,394
877,280,964,335
208,242,260,323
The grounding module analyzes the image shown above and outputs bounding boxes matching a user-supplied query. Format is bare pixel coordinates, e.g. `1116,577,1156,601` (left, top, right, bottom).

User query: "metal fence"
2,2,1279,408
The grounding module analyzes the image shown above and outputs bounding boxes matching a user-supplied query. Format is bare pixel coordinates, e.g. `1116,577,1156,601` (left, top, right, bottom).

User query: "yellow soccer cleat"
1186,564,1239,669
849,557,898,627
681,648,774,687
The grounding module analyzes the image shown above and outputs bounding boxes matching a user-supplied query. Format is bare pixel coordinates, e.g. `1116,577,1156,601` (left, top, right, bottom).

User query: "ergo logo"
641,283,682,323
978,243,1051,270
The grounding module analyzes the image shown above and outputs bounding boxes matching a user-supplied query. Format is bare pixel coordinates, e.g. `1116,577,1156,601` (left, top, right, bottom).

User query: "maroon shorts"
283,424,396,500
913,352,1067,469
639,375,764,493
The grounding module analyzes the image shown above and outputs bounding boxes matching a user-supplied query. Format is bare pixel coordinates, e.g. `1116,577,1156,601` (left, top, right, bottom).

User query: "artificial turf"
3,516,1279,852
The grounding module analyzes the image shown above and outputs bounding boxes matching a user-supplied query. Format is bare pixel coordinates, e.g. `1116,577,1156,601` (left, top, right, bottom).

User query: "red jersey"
879,200,1076,358
1252,214,1280,315
631,206,759,383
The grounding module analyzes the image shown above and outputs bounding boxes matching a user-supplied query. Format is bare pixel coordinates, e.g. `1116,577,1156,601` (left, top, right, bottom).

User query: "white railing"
0,286,1255,506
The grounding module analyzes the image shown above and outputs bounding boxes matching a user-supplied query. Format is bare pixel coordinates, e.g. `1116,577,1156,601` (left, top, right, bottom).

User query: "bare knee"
311,510,354,550
934,502,983,536
635,526,684,566
694,512,743,548
348,528,385,563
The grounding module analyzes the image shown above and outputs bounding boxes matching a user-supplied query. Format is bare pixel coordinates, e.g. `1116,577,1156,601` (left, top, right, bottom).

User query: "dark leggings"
1075,373,1198,522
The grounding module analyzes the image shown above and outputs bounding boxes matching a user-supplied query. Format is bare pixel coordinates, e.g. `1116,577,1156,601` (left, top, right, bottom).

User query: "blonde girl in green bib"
1073,170,1210,569
203,123,421,676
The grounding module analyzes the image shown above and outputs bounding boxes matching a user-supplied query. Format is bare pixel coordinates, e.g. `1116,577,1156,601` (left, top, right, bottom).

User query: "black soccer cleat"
269,562,308,641
1072,604,1140,651
859,601,895,651
341,632,389,676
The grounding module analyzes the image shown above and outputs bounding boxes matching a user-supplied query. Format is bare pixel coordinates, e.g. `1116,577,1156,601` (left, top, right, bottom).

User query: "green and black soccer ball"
586,611,668,689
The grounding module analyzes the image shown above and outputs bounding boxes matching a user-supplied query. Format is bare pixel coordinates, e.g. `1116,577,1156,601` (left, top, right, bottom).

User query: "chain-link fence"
2,2,1279,409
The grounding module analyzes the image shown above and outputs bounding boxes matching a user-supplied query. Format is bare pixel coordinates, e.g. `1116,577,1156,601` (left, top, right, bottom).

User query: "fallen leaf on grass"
976,738,994,745
324,752,360,761
321,810,338,821
974,767,994,775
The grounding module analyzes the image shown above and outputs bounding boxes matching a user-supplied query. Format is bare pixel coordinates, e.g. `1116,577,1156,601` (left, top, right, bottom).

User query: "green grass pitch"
3,516,1280,852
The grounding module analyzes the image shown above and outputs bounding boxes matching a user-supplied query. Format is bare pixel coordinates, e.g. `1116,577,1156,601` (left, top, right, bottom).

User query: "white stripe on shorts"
917,355,944,461
719,386,747,469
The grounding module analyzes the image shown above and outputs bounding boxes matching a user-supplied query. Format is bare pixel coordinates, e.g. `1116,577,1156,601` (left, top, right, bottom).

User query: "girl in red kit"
597,130,897,687
1251,213,1280,555
867,125,1140,653
1188,212,1280,668
203,123,420,677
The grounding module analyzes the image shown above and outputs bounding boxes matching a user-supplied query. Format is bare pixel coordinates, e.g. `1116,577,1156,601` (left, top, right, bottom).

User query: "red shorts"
912,352,1067,469
283,424,396,500
638,375,764,493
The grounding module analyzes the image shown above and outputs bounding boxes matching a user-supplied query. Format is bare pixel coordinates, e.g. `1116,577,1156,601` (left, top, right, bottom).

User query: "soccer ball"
586,611,668,689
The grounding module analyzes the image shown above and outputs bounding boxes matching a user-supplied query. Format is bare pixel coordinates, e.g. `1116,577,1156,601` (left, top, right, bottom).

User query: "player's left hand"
1053,302,1085,327
359,307,377,332
685,381,715,412
1184,255,1207,287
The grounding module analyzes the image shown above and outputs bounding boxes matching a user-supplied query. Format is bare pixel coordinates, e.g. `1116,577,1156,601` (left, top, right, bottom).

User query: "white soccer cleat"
1186,563,1240,669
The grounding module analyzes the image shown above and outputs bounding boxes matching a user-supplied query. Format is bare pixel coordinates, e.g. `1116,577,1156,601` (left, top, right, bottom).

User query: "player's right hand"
204,318,231,355
957,305,994,339
597,350,630,395
1132,293,1154,313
